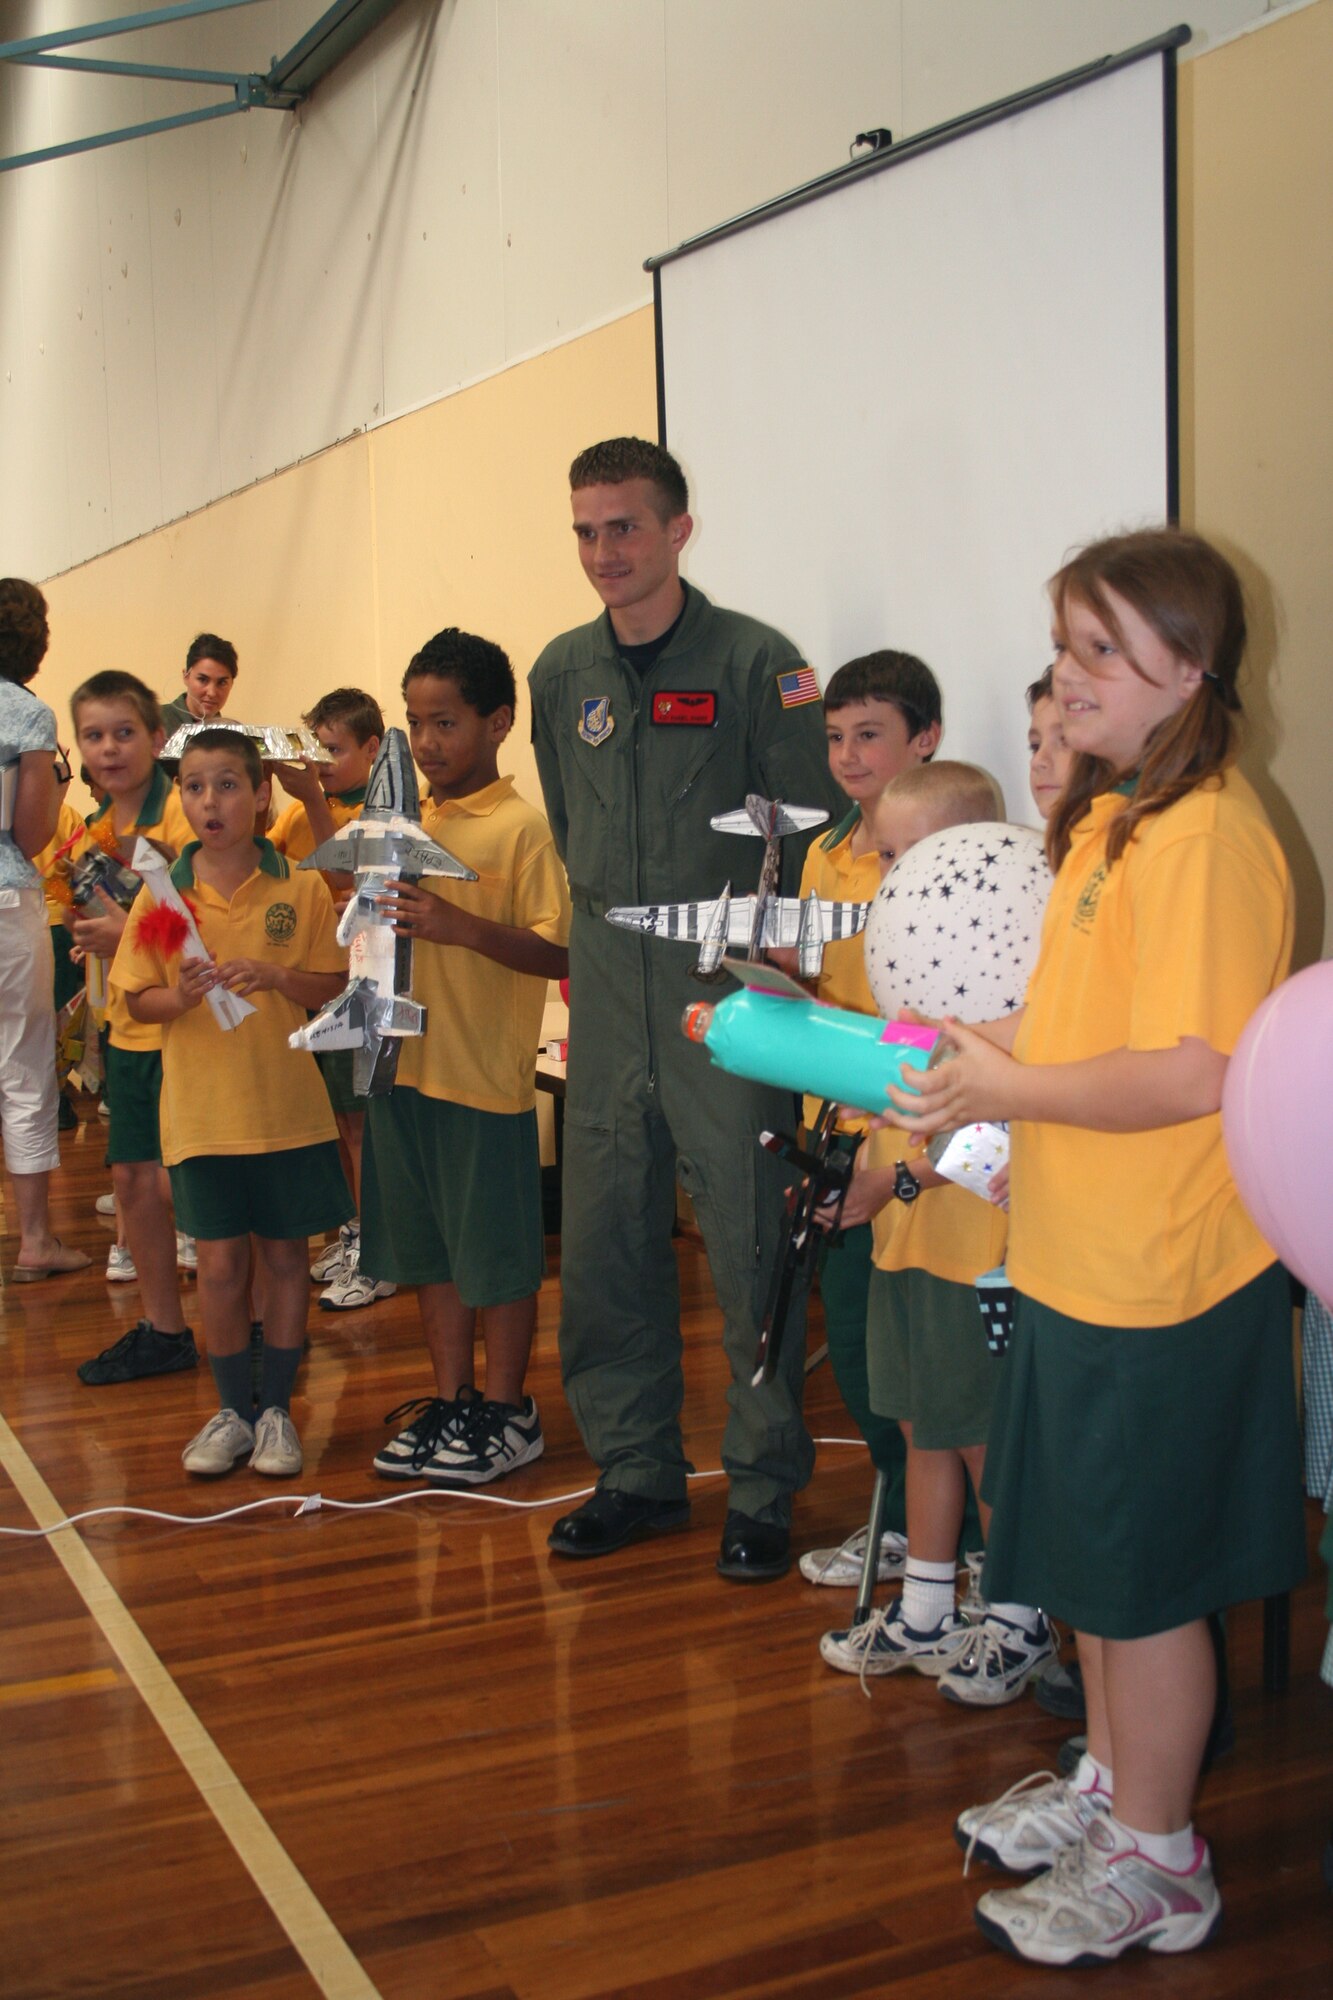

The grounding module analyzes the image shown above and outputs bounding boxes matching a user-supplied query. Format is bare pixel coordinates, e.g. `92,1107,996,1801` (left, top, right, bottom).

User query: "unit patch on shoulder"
265,901,298,944
651,691,717,727
578,696,615,746
775,666,821,709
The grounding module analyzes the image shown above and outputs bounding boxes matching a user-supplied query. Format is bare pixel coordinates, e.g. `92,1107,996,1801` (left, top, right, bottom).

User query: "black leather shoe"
717,1510,791,1582
547,1487,691,1558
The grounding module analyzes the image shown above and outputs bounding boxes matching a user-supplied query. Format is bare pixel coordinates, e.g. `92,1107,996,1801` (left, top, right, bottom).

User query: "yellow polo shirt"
799,805,880,1132
400,775,571,1114
269,785,366,865
868,1126,1008,1283
1008,768,1293,1327
76,764,194,1052
111,839,344,1165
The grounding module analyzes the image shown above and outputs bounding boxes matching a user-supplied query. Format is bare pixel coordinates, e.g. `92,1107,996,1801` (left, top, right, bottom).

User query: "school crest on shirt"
265,901,298,944
578,696,614,746
1072,864,1106,935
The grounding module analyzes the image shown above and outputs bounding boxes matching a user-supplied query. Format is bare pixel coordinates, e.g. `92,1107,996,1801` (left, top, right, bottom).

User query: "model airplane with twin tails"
287,728,476,1095
605,793,869,979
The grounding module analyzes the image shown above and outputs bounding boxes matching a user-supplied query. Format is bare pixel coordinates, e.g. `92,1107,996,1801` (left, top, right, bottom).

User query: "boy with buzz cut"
269,686,390,1310
67,671,199,1387
793,651,941,1590
112,727,355,1480
363,626,570,1488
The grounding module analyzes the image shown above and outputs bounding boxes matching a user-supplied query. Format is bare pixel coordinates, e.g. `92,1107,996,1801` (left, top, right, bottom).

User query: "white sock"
901,1557,956,1632
1073,1751,1113,1798
987,1599,1044,1632
1109,1812,1199,1873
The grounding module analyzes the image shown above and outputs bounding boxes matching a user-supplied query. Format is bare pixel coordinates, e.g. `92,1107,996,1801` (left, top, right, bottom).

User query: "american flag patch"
776,666,821,708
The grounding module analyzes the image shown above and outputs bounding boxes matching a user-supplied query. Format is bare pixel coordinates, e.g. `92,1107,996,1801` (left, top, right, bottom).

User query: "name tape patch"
651,690,717,727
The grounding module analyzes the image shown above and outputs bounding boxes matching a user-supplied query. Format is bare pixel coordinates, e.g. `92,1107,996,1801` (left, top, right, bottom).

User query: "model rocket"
287,728,476,1096
130,838,257,1032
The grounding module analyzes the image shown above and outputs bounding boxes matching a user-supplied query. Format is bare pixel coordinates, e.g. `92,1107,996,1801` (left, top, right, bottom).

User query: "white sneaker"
372,1393,474,1480
939,1610,1058,1708
182,1408,256,1476
95,1191,117,1218
820,1599,972,1689
106,1243,137,1283
250,1406,303,1477
176,1231,198,1273
955,1768,1111,1875
799,1525,908,1587
310,1221,359,1283
974,1816,1221,1965
319,1267,396,1311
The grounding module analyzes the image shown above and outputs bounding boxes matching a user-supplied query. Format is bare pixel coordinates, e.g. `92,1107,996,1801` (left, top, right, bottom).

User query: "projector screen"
651,37,1181,823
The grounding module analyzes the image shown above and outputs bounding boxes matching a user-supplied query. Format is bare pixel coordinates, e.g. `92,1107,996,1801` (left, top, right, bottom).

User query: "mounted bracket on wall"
0,0,404,173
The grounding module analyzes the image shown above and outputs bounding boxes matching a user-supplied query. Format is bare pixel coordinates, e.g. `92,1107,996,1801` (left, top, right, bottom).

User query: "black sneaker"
78,1322,198,1386
372,1391,476,1480
419,1396,544,1487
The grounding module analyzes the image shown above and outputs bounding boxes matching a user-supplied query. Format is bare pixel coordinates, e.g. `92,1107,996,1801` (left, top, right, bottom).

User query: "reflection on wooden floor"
2,1106,1330,1999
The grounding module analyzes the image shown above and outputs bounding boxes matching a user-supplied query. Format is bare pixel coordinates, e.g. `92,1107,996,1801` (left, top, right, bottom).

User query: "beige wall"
1180,0,1333,961
40,307,657,818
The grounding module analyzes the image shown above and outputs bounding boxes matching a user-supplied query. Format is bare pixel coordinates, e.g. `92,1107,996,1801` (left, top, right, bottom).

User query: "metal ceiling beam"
0,0,404,174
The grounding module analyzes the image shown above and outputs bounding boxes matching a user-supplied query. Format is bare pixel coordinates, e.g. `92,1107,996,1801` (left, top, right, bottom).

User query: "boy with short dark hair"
795,650,941,1587
362,627,570,1487
112,727,354,1478
68,671,198,1384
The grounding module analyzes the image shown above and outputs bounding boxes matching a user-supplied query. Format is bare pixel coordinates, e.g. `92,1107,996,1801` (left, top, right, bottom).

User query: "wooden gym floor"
2,1104,1330,1999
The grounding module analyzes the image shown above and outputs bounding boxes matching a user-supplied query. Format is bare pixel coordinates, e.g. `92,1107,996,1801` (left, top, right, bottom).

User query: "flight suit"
529,585,842,1521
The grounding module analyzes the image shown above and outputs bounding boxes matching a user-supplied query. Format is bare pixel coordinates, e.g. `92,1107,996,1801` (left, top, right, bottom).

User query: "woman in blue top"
0,578,90,1280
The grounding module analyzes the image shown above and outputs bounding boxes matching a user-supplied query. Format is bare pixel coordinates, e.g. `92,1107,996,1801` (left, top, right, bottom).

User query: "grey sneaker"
939,1610,1058,1708
974,1815,1221,1965
182,1408,255,1476
250,1406,303,1477
310,1221,358,1283
799,1525,908,1587
105,1243,137,1283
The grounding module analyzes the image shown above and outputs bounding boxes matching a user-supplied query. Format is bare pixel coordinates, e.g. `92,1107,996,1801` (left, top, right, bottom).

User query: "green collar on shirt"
170,837,288,890
88,759,173,832
820,802,861,850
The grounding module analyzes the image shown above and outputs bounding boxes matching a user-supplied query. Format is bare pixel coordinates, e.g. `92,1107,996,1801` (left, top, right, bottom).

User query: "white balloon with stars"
864,821,1051,1022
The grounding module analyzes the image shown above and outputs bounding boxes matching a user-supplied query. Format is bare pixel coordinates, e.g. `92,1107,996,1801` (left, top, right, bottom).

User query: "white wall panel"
53,155,114,571
147,124,225,528
96,139,166,548
496,0,667,356
376,0,506,420
663,0,905,247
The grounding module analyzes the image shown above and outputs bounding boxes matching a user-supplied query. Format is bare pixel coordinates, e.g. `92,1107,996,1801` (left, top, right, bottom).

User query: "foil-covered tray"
161,721,334,763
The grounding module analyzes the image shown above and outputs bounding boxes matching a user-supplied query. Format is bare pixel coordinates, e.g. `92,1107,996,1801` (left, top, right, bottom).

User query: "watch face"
894,1160,920,1203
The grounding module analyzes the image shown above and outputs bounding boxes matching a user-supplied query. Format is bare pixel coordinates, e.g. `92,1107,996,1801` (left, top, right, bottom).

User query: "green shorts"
169,1140,354,1242
316,1048,367,1118
981,1263,1307,1638
866,1264,997,1450
104,1044,163,1166
361,1089,544,1307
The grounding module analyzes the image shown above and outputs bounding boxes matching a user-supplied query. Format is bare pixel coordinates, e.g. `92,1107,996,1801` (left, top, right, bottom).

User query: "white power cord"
0,1438,866,1542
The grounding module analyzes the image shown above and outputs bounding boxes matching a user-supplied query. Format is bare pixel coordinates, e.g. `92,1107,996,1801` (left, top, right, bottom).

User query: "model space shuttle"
605,794,869,979
287,729,476,1095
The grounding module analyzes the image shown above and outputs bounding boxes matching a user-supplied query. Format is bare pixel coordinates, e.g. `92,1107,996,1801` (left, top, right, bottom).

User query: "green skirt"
981,1262,1305,1638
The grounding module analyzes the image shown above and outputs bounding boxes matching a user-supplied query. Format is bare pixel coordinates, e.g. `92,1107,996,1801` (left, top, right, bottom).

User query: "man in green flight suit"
529,437,841,1579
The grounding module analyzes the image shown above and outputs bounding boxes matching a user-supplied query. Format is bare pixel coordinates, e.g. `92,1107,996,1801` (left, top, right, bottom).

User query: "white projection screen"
651,37,1182,822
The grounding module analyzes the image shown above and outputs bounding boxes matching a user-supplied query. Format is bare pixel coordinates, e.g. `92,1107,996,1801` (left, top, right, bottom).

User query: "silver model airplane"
287,728,476,1095
605,793,869,979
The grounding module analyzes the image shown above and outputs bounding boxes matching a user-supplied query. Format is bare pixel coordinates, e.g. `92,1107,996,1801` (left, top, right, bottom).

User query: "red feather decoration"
134,903,192,958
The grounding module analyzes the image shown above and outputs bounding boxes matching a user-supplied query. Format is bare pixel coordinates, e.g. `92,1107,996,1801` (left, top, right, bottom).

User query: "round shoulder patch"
264,901,298,944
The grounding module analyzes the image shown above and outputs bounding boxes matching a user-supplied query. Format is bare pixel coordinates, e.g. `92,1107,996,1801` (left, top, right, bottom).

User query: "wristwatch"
893,1159,921,1204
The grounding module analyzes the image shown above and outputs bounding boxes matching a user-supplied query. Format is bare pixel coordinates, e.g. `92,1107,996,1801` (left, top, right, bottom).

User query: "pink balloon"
1222,960,1333,1304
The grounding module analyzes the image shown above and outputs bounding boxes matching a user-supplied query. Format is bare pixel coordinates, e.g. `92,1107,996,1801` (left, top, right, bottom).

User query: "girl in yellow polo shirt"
884,529,1304,1969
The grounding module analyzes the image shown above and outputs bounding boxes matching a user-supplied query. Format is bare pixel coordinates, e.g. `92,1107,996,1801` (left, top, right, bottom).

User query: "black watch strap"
893,1159,921,1204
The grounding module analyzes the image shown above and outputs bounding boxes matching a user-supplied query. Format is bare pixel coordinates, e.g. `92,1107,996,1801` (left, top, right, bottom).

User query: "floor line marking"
0,1411,383,2000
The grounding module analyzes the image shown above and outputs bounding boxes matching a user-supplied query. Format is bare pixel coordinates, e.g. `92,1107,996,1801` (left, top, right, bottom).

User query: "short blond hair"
879,758,1004,828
